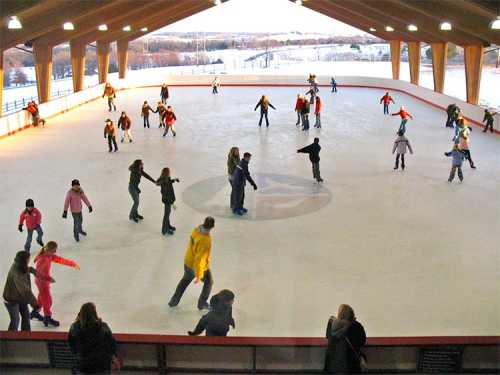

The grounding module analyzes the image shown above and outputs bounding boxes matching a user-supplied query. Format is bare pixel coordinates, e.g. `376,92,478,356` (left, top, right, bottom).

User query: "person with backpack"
18,198,44,253
297,138,323,182
141,101,155,129
103,119,118,152
188,289,236,336
392,130,413,170
128,159,157,222
162,106,177,137
117,111,132,143
380,92,395,115
232,152,258,215
62,179,93,242
156,167,179,236
254,95,276,127
325,304,367,374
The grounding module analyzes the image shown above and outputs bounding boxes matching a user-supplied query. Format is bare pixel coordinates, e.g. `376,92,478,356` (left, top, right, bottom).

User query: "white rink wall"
1,74,498,139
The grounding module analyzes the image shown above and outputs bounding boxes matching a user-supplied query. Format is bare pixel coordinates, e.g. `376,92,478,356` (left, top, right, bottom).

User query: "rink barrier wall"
1,331,499,374
1,75,499,141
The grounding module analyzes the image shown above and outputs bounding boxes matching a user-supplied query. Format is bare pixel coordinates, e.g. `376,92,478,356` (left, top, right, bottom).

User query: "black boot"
30,309,43,321
43,316,60,327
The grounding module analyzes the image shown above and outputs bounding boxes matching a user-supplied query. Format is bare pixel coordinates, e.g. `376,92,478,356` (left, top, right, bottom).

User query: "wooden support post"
407,41,421,85
33,42,53,103
70,41,86,92
0,50,3,117
117,40,128,79
97,41,110,84
464,45,484,105
389,40,401,80
431,42,447,93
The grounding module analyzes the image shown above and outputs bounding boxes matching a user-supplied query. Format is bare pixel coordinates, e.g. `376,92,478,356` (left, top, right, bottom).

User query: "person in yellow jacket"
169,217,215,310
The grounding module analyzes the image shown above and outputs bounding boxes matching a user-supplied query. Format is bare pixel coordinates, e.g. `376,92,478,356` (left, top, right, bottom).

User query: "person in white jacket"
392,130,413,170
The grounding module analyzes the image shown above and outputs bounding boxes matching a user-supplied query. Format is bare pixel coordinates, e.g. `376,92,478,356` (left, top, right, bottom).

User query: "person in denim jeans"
128,160,156,222
18,198,44,252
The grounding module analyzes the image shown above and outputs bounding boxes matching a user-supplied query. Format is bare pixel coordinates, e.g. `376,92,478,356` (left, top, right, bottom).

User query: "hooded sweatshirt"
392,135,413,154
3,259,38,307
190,294,235,336
184,225,211,280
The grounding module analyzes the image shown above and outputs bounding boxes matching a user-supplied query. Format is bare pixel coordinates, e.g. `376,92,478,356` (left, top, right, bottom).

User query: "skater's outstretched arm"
298,144,313,154
269,103,276,110
254,101,261,111
52,255,80,269
141,171,157,184
188,314,209,336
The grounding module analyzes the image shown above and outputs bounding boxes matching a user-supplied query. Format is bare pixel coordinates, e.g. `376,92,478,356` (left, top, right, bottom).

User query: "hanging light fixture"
296,0,303,5
440,22,452,31
385,26,394,32
214,0,222,5
490,16,500,30
122,25,131,32
63,22,74,30
8,16,22,29
369,27,377,32
407,24,418,31
141,27,148,32
98,24,108,31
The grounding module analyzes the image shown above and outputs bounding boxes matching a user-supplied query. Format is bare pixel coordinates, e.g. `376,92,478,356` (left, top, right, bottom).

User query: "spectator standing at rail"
314,96,322,128
294,94,304,127
102,82,117,112
445,103,460,128
156,101,166,128
301,98,311,131
227,147,241,212
128,159,157,223
330,77,337,93
169,217,216,310
69,302,118,374
392,130,413,171
212,77,220,94
325,304,367,374
141,101,155,129
232,152,258,215
3,251,41,331
297,138,323,183
483,108,496,133
160,84,170,104
162,106,177,137
391,106,413,134
18,198,44,253
24,101,45,127
255,95,276,127
103,119,118,152
156,167,179,236
62,179,93,242
380,92,395,115
117,111,132,143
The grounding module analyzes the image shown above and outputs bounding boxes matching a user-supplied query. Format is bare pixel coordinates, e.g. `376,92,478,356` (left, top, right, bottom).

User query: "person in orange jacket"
391,106,413,134
169,217,215,310
102,83,116,112
380,92,395,115
295,94,304,126
32,241,80,327
314,96,322,128
103,119,118,152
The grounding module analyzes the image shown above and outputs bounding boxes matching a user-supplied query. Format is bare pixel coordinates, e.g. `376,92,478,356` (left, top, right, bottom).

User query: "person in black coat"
160,84,169,104
297,137,323,182
68,302,117,375
156,167,179,235
231,152,257,216
445,104,459,128
325,304,367,374
128,159,157,223
188,289,235,336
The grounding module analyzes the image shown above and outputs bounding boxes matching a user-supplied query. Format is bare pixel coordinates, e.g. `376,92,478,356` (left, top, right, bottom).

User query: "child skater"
314,96,322,128
33,241,80,327
162,106,177,137
141,101,155,129
18,198,44,253
391,105,413,134
117,111,132,143
156,101,166,128
447,145,465,183
62,179,93,242
330,77,337,92
392,130,413,170
156,168,180,236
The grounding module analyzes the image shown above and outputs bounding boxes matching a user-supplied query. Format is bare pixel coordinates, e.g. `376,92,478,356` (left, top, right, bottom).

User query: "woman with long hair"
227,147,240,211
128,159,157,223
254,95,276,127
69,302,117,374
156,167,180,235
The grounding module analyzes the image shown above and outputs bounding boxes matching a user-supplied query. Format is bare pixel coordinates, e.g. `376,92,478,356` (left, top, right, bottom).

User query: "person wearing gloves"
254,95,276,127
156,167,180,236
380,92,395,115
297,138,323,183
392,130,413,170
103,119,118,152
141,101,155,129
18,198,44,253
232,152,258,216
128,159,157,222
391,106,414,134
63,179,93,242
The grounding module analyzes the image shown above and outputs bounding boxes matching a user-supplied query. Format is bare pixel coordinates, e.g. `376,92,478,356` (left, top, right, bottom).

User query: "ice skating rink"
1,86,499,337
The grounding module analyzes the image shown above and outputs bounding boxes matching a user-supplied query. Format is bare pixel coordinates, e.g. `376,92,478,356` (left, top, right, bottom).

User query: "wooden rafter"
0,0,40,19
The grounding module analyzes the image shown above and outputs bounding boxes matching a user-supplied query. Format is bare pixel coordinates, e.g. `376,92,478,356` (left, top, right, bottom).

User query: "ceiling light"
122,25,131,32
98,24,108,31
490,16,500,30
214,0,221,5
63,22,74,30
141,27,148,32
8,16,22,29
369,27,376,32
296,0,302,5
407,24,418,31
440,22,452,31
385,26,394,32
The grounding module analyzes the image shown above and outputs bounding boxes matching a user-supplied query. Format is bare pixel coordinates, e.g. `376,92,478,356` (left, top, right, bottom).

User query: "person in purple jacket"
62,180,93,242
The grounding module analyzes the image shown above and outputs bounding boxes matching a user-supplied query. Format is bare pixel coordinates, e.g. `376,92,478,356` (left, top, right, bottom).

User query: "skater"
380,92,395,115
62,179,93,242
160,84,170,104
305,86,317,105
232,152,258,215
301,98,311,131
141,101,155,129
314,96,322,128
24,101,45,127
330,77,337,92
392,130,413,170
297,138,323,182
18,198,44,253
128,159,157,222
254,95,276,127
212,77,220,94
308,74,319,92
447,145,465,183
162,106,177,137
102,82,116,112
33,241,80,327
117,111,132,143
483,108,496,133
445,103,460,128
103,119,118,152
294,94,304,126
227,147,241,211
391,106,413,134
69,302,118,375
168,216,216,310
156,101,166,128
156,167,180,235
458,124,476,169
325,304,367,374
188,289,236,337
3,251,41,331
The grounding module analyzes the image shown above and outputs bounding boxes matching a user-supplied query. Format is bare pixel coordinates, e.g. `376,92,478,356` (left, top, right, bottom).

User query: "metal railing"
2,88,74,114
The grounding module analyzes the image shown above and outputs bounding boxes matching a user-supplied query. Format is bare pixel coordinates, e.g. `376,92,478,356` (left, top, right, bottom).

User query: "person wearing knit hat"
18,198,44,253
63,179,93,242
103,119,118,152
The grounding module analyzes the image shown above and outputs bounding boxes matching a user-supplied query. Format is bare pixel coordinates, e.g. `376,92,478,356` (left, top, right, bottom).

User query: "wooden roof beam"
460,0,499,18
0,0,40,19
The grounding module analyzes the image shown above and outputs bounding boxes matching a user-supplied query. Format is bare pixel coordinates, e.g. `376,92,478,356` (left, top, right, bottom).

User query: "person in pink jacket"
18,198,44,253
63,179,93,242
33,241,80,327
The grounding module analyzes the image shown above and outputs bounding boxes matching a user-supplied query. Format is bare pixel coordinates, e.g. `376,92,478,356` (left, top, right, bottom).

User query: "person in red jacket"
294,94,304,126
162,106,177,137
33,241,80,327
117,111,132,143
391,106,413,134
63,179,93,242
314,96,322,128
18,199,44,253
380,92,395,115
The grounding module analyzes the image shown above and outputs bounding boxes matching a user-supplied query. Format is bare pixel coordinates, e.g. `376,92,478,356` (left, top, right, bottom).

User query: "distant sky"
158,0,367,35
